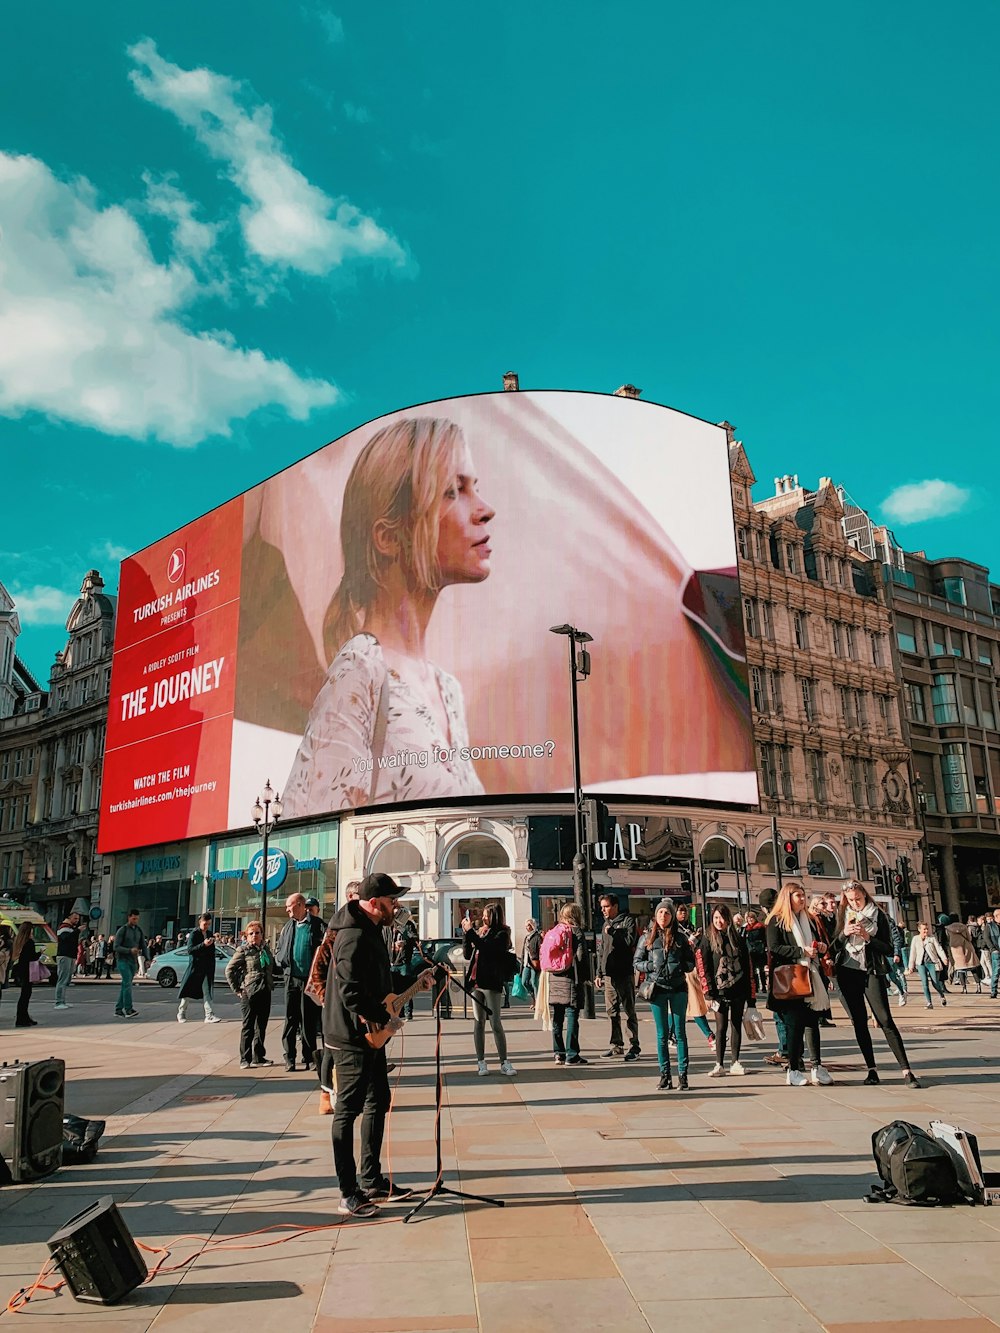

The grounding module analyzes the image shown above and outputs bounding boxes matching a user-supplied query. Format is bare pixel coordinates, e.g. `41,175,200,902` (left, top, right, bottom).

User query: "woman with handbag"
765,882,833,1087
634,899,697,1091
832,882,921,1087
463,902,517,1077
10,923,40,1028
697,903,755,1076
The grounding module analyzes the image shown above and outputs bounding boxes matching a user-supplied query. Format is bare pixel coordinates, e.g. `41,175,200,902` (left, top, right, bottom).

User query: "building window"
931,674,960,724
801,677,815,722
840,686,856,729
760,744,778,799
72,731,86,764
845,625,857,660
978,680,996,730
737,528,749,560
942,576,967,606
743,598,758,638
25,748,34,777
786,543,799,574
793,611,807,650
0,752,7,781
990,750,1000,815
977,639,993,668
848,756,864,807
864,759,879,807
753,530,765,561
751,667,769,714
870,633,883,668
832,623,843,656
856,690,868,727
940,743,972,814
896,616,918,654
961,677,979,727
63,779,81,816
907,682,926,724
809,751,827,803
770,670,783,716
930,624,947,656
760,601,774,640
971,745,990,813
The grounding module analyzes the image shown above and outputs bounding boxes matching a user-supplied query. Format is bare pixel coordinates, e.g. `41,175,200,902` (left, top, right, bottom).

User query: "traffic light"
781,839,799,872
679,864,693,895
873,866,886,893
852,832,869,881
703,869,721,893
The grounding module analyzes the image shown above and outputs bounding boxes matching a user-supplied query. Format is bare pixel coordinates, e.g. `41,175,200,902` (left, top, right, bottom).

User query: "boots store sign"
247,848,289,894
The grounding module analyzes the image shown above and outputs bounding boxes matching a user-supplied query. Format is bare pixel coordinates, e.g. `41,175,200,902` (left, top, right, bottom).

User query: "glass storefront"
110,841,208,943
209,821,339,938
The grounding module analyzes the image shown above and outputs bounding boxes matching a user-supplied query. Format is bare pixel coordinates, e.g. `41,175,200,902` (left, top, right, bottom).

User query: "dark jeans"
783,1002,821,1071
715,996,747,1064
991,950,1000,999
283,981,320,1067
239,989,272,1064
550,1003,581,1059
837,967,910,1072
604,974,640,1050
15,981,32,1024
331,1044,391,1196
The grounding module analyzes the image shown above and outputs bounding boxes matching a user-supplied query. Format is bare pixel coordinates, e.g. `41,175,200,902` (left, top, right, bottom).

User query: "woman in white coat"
907,922,949,1009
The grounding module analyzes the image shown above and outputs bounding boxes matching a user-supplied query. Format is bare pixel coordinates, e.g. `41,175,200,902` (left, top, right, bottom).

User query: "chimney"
717,420,736,444
614,384,641,398
502,372,519,392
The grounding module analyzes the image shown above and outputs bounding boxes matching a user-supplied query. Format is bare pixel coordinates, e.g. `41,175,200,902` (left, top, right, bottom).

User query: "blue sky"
2,2,997,675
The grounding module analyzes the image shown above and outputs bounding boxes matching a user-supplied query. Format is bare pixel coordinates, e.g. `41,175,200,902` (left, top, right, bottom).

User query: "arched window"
805,844,843,878
755,841,775,874
369,839,423,876
700,836,734,869
443,835,510,871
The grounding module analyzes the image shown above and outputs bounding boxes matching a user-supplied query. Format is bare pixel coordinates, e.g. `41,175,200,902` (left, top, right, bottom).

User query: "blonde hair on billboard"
323,417,469,661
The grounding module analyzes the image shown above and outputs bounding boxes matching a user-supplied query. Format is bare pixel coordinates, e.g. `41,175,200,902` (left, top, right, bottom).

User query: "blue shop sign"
248,847,289,894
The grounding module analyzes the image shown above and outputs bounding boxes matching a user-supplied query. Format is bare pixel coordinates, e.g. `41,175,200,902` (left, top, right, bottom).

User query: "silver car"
147,944,236,988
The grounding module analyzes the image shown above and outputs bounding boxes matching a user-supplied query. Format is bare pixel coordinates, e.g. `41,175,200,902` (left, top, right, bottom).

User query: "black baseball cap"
357,872,404,901
304,896,320,908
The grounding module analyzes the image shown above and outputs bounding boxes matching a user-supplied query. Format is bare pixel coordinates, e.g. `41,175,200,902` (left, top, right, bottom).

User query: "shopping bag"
742,1006,765,1041
510,973,529,1001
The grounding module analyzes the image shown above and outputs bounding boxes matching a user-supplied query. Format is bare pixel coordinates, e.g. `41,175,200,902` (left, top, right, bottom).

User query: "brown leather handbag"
770,962,813,1000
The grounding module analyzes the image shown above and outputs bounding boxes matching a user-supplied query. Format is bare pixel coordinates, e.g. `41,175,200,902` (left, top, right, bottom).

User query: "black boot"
657,1072,673,1090
678,1072,689,1090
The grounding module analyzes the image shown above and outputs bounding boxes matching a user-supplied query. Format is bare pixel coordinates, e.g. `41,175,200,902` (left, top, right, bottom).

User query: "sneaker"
565,1056,589,1066
657,1073,673,1090
477,1060,489,1076
942,997,947,1007
709,1063,726,1078
668,1034,677,1046
253,1058,274,1067
623,1048,640,1063
765,1052,786,1067
811,1065,833,1086
904,1071,922,1088
176,1012,187,1023
707,1035,717,1050
863,1069,880,1085
819,1017,836,1028
284,1062,296,1072
337,1193,379,1218
204,1015,222,1023
500,1060,517,1076
602,1047,624,1058
124,1010,139,1019
240,1060,251,1069
787,1069,808,1086
365,1178,415,1202
678,1073,689,1090
554,1054,566,1065
54,1003,71,1010
925,1002,933,1010
897,994,907,1007
729,1061,746,1076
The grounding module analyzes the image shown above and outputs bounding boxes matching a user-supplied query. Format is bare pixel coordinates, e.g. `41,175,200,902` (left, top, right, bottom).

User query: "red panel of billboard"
99,391,756,852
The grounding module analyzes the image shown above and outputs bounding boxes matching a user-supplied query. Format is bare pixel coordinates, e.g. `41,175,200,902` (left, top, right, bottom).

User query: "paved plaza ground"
1,976,1000,1331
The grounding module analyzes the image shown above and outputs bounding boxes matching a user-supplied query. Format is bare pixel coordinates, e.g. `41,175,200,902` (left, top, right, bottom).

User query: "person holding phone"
177,912,221,1023
462,903,516,1076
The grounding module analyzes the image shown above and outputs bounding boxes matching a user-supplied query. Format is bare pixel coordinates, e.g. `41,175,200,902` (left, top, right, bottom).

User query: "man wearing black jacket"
275,892,326,1072
595,895,640,1060
324,872,433,1218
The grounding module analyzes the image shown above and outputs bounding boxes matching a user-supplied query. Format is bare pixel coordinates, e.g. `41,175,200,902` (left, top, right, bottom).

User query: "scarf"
790,909,829,1012
844,902,880,970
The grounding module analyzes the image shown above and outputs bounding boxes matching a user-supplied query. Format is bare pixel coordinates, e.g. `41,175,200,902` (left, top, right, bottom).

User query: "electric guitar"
363,974,432,1049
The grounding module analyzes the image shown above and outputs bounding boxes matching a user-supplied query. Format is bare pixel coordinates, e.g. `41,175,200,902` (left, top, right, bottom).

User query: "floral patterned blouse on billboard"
282,633,484,816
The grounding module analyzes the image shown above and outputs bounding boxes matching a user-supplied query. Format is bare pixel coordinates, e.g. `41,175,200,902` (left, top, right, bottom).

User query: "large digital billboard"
99,390,756,853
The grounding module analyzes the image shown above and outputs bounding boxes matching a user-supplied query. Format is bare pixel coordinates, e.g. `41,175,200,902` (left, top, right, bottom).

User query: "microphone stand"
404,949,504,1223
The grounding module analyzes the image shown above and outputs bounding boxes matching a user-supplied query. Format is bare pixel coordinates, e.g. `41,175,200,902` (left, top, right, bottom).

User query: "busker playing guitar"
324,871,434,1218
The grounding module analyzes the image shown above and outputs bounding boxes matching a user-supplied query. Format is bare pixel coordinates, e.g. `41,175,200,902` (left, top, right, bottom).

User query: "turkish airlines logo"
166,549,185,584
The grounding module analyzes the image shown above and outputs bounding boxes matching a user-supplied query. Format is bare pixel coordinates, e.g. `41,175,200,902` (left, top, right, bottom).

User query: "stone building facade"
0,571,116,925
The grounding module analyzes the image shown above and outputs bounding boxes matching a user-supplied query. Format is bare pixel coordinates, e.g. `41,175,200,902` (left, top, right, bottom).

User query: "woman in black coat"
765,882,832,1086
831,881,920,1087
697,903,755,1076
463,902,516,1077
10,923,39,1028
177,913,220,1023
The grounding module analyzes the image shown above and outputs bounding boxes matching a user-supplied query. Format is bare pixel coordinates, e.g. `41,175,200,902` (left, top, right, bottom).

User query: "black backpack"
868,1121,963,1206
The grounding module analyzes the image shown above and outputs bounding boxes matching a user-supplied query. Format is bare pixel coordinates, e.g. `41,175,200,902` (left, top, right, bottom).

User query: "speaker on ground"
0,1057,65,1185
47,1196,147,1305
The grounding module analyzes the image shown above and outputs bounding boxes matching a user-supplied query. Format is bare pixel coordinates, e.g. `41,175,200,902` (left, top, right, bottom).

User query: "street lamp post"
549,624,593,930
912,774,932,917
251,780,282,942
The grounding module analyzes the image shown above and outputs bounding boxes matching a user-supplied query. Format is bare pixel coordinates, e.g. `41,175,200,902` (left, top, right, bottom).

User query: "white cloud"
91,539,131,565
317,10,345,44
142,173,219,265
127,38,407,276
881,479,972,525
343,102,371,125
0,151,338,446
8,585,76,625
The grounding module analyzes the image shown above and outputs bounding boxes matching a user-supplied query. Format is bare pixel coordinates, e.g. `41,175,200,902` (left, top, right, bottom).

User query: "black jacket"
275,914,326,981
56,921,80,960
830,907,893,977
698,931,754,1004
322,901,406,1051
765,916,820,1011
596,912,638,980
464,926,513,991
10,939,39,985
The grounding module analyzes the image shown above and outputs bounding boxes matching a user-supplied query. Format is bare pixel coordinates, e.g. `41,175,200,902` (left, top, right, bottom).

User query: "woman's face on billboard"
435,444,495,585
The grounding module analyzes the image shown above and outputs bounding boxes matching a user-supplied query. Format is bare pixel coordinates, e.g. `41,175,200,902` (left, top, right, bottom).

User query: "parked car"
147,943,236,988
